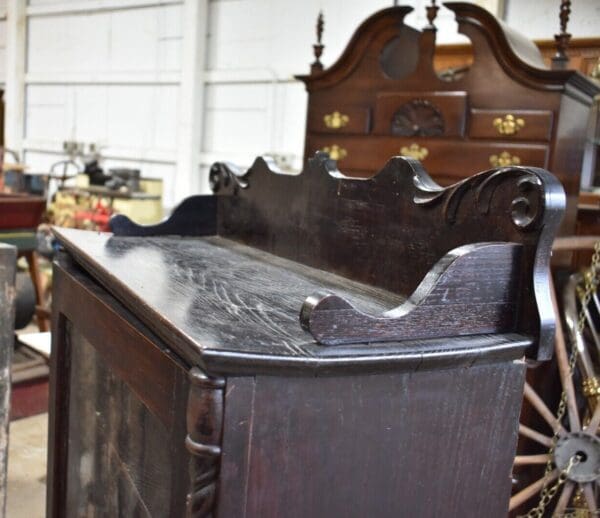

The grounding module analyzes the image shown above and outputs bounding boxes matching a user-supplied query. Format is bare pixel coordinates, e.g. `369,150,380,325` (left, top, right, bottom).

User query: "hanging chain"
520,242,600,518
521,455,582,518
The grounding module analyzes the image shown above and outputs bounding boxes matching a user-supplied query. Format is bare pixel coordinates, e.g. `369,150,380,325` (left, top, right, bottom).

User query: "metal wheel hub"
554,431,600,483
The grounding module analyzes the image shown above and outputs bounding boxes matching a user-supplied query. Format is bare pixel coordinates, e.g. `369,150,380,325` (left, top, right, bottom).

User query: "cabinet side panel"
221,362,525,518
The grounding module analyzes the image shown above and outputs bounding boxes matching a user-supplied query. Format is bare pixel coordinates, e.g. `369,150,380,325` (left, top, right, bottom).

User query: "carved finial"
425,0,439,30
311,11,325,74
552,0,572,70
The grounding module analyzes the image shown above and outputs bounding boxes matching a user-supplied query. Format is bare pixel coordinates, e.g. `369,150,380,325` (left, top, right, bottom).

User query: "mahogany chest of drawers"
297,3,599,234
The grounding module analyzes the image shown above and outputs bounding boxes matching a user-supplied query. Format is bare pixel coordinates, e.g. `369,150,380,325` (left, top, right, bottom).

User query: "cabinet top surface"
55,227,530,375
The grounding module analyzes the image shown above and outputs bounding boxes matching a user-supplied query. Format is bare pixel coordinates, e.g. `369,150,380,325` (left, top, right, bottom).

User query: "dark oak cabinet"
48,153,565,517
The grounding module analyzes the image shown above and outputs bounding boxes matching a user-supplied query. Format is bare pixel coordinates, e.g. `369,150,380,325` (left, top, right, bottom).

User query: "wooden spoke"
585,403,600,434
554,481,575,517
509,470,559,511
549,274,581,432
584,305,600,351
523,382,567,435
582,482,597,514
518,424,553,448
552,237,600,252
514,454,551,465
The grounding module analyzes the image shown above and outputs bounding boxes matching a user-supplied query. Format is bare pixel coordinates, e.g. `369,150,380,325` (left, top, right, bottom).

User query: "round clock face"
391,100,445,137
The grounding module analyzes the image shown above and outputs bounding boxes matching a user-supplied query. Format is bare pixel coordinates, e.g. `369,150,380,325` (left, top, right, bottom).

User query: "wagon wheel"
510,238,600,517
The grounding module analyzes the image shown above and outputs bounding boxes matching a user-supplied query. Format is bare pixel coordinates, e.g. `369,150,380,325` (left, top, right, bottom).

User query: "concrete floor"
6,413,47,518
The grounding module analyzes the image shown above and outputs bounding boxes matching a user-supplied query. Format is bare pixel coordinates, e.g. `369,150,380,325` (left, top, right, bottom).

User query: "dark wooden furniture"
297,3,599,234
48,153,565,517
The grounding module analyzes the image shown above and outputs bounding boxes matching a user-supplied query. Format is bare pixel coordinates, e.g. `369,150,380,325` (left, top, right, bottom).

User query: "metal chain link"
519,242,600,518
521,455,581,518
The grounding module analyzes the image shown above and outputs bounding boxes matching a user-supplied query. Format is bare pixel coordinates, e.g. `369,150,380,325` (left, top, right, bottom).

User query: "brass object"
323,111,349,129
400,143,429,161
489,151,521,167
493,114,525,136
583,377,600,398
591,57,600,79
322,145,347,161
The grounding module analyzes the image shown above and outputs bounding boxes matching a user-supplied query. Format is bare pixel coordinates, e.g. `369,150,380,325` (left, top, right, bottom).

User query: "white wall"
0,0,7,87
3,0,599,207
12,0,188,207
505,0,600,40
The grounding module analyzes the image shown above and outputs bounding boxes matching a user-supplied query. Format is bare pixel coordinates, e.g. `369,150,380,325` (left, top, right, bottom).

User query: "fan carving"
391,99,445,137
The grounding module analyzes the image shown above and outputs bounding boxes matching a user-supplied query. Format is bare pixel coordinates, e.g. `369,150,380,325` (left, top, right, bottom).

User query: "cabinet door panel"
64,325,187,518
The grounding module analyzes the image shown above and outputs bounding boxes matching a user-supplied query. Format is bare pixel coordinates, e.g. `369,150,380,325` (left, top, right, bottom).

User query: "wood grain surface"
52,228,531,374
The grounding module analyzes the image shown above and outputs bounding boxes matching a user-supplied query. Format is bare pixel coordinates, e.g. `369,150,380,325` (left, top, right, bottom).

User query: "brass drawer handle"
493,114,525,136
322,145,347,161
400,143,429,161
323,111,349,129
489,151,521,167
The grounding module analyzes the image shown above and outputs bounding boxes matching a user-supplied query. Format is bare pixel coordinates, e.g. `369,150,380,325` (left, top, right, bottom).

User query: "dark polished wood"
297,3,599,235
212,154,564,360
219,365,526,517
51,154,564,514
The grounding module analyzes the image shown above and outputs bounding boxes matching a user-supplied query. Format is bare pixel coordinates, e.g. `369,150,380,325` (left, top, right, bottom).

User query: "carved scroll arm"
300,242,523,346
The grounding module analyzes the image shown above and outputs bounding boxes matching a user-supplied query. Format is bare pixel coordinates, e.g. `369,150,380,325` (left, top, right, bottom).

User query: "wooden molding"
301,242,522,345
185,368,225,518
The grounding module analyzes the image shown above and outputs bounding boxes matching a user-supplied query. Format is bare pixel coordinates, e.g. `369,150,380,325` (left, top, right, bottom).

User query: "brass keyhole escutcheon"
323,111,349,129
493,114,525,136
322,145,347,161
489,151,521,167
400,143,429,161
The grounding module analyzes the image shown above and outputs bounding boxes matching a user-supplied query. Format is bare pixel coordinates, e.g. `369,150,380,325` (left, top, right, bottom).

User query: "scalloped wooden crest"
111,151,565,360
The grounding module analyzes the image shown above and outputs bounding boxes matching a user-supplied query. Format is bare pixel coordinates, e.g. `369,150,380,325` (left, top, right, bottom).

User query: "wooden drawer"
469,109,553,141
306,135,549,180
373,91,467,138
307,106,371,135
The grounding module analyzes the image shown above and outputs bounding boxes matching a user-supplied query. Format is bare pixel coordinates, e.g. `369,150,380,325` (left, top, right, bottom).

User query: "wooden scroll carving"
185,367,225,518
110,195,217,237
300,242,522,345
214,152,565,360
209,161,250,195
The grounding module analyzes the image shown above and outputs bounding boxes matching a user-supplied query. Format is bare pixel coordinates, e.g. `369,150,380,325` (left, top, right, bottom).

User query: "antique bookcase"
48,154,564,517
